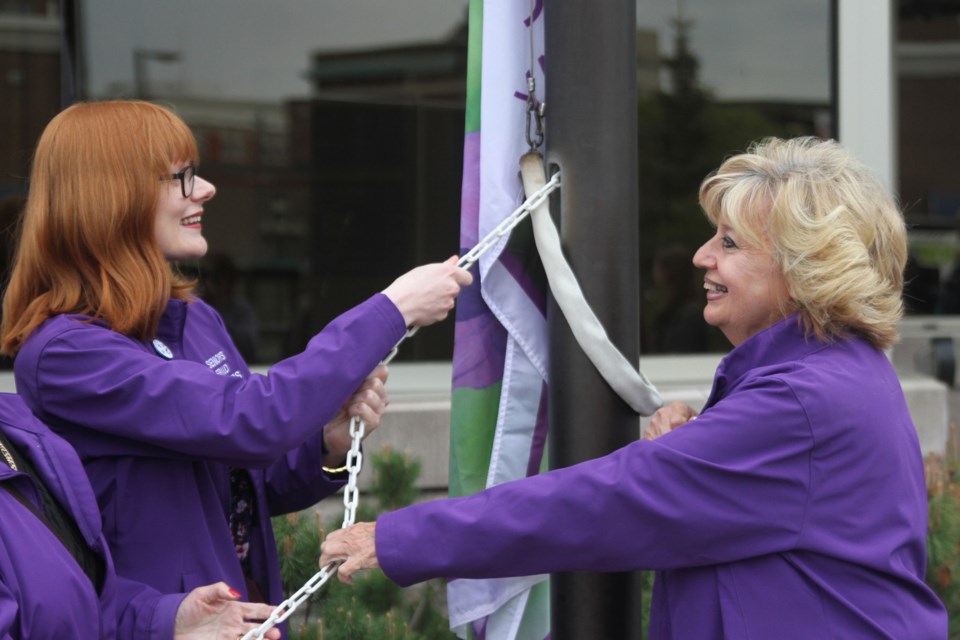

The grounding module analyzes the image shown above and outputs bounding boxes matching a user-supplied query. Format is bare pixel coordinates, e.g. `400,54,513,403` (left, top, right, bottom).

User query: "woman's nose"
692,241,712,269
193,176,216,201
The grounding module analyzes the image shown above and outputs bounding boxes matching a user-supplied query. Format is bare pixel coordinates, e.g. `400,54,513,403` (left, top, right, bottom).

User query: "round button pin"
152,339,173,360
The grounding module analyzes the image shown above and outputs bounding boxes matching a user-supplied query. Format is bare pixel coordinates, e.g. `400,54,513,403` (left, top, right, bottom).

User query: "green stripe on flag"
464,0,483,135
449,383,500,498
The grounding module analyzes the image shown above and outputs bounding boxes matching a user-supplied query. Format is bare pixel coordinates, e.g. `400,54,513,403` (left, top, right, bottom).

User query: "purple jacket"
377,316,947,638
14,294,405,638
0,392,184,639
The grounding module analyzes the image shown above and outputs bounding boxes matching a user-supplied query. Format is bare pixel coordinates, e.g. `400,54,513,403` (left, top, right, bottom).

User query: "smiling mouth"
704,282,728,294
181,215,202,226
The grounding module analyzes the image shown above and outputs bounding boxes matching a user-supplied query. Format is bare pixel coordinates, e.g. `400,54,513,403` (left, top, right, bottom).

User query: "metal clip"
525,97,545,150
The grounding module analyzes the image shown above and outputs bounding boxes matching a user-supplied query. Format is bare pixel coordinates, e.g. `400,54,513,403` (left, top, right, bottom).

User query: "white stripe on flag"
447,2,551,639
448,574,546,632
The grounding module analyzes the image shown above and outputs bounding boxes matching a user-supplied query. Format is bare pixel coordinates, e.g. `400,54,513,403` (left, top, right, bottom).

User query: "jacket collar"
705,315,830,407
155,297,190,343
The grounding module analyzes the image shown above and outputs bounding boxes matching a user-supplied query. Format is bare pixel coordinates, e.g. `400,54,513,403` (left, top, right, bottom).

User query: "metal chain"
240,170,562,640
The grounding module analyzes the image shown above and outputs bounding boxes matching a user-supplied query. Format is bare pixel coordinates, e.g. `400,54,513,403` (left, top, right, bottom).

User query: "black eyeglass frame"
166,165,197,198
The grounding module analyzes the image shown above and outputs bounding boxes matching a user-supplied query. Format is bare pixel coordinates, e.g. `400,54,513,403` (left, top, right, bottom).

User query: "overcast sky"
82,0,828,103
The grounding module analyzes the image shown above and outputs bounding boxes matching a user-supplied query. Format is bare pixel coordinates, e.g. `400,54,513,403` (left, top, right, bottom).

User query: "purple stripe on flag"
456,274,490,322
499,250,547,316
453,311,507,390
460,131,481,249
526,381,549,477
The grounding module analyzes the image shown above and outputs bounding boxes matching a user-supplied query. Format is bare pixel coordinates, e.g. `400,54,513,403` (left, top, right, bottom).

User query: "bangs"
142,105,200,171
700,170,774,250
53,101,199,178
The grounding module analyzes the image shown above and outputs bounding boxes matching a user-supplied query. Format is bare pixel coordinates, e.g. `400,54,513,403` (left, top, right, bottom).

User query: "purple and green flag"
448,1,551,639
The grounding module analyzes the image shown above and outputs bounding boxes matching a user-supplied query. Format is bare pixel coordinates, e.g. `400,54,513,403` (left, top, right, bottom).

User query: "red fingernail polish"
228,588,242,598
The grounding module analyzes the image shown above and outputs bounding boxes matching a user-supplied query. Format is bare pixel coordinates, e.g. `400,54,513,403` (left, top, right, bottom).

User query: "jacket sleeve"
261,430,347,515
18,294,406,468
113,576,186,640
377,376,815,586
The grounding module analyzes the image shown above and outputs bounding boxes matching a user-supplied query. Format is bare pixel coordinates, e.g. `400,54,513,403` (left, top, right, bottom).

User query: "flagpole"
544,1,645,638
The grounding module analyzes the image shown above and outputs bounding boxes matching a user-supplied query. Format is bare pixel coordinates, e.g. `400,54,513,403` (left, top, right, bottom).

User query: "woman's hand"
321,365,390,466
173,582,281,640
382,256,473,327
319,521,379,585
644,401,699,440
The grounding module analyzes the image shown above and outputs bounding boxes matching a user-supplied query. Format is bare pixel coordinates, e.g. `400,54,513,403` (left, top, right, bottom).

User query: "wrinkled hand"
322,365,390,465
643,401,698,440
319,521,379,585
382,256,473,327
174,582,281,640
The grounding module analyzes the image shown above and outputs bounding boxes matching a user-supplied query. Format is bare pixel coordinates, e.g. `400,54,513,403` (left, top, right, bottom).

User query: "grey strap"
519,152,663,416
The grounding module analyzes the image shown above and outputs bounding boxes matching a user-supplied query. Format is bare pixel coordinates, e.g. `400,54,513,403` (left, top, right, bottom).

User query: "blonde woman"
322,137,947,639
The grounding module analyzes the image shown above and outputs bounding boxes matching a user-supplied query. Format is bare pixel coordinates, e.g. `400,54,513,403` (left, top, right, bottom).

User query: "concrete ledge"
359,397,451,490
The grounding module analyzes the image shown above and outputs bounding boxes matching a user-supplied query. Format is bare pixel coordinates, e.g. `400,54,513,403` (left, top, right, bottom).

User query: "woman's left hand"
643,401,698,440
322,364,390,466
319,521,379,585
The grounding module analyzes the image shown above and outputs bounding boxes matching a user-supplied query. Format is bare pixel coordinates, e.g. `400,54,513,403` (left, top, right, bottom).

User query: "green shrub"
926,424,960,638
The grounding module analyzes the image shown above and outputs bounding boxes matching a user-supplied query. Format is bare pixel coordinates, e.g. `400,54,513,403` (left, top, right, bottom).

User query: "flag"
449,1,551,639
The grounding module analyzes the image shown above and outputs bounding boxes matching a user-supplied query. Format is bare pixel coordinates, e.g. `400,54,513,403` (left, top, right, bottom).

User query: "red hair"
1,100,199,355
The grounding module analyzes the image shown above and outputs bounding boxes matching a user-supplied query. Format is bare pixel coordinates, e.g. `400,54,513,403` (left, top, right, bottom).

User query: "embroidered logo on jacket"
204,350,244,378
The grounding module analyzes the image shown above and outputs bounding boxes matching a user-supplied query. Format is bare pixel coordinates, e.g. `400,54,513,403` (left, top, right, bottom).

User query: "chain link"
240,170,562,640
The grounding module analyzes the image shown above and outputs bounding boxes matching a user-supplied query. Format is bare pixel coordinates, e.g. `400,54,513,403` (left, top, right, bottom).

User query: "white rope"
519,152,662,416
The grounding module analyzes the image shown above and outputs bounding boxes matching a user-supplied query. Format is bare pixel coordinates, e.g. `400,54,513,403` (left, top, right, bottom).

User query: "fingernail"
228,588,242,598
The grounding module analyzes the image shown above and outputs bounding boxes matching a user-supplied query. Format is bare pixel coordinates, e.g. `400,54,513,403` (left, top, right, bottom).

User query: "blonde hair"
699,136,906,350
1,100,199,355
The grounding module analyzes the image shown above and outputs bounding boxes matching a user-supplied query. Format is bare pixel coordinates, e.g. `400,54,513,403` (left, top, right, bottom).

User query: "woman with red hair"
2,100,471,638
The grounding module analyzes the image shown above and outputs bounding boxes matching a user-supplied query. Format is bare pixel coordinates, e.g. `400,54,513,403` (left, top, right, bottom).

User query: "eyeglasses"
165,164,197,198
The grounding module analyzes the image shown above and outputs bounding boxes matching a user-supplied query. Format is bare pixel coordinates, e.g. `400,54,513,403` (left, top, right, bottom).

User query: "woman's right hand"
382,256,473,327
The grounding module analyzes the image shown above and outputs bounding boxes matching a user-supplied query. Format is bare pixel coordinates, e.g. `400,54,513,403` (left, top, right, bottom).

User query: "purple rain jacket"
13,293,405,638
377,316,948,639
0,392,186,639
